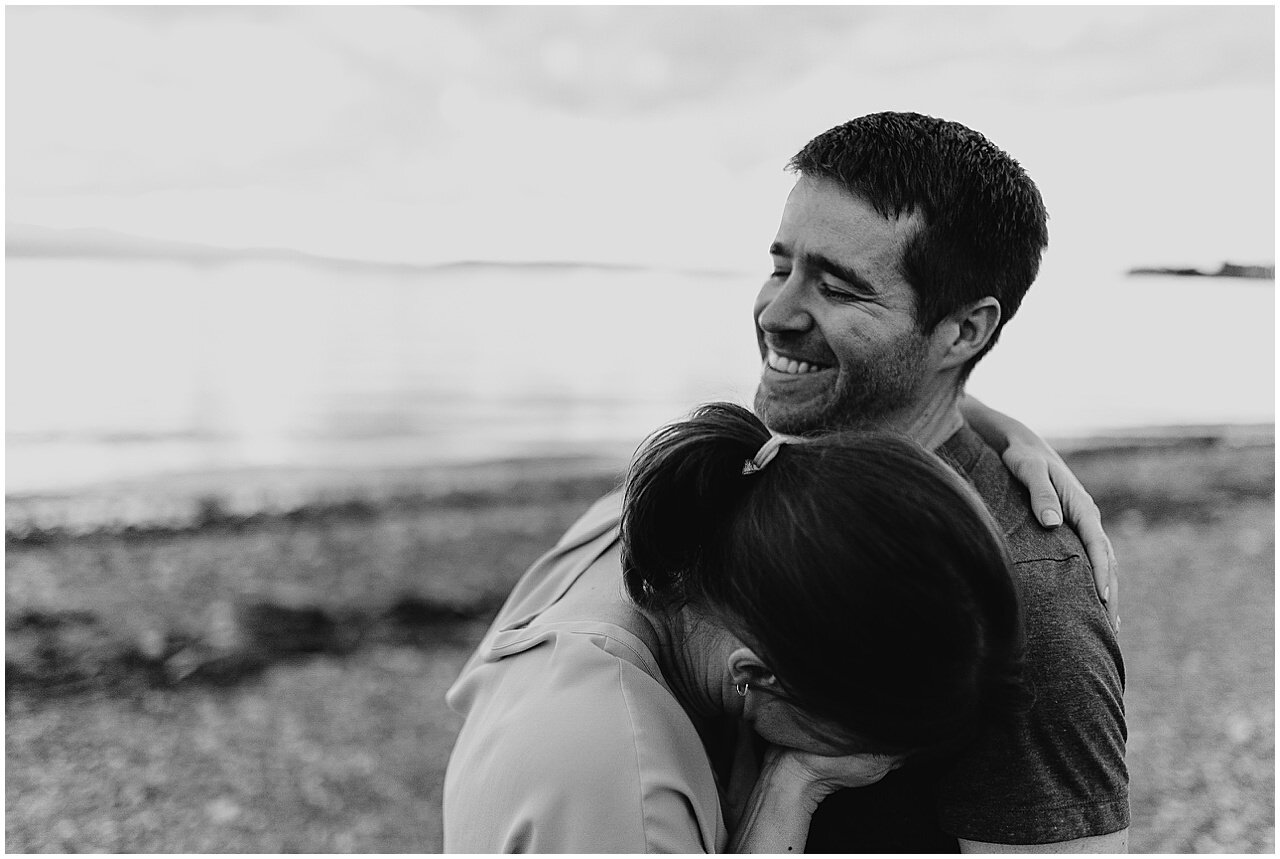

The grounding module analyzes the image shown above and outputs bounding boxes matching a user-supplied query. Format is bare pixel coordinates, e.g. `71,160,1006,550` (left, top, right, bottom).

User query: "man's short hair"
788,112,1049,377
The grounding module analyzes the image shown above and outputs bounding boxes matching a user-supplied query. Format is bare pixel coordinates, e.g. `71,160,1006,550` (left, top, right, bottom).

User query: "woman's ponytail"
619,401,1027,760
621,402,770,609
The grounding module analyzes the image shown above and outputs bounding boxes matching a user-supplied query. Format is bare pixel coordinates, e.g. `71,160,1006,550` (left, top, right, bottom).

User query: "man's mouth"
764,348,831,376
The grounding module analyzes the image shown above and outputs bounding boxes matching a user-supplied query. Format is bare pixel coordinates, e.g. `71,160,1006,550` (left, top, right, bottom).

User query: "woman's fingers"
1071,502,1121,632
1002,448,1063,528
1006,450,1121,635
1047,460,1121,634
778,748,905,791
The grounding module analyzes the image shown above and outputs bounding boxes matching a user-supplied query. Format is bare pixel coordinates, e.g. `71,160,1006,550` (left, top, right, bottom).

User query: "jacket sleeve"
444,632,723,853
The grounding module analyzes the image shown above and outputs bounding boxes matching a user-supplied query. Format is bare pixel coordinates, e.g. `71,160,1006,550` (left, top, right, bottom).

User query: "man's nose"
755,276,812,333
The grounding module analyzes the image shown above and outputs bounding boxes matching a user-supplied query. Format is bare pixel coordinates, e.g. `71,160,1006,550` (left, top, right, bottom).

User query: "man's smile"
763,348,833,377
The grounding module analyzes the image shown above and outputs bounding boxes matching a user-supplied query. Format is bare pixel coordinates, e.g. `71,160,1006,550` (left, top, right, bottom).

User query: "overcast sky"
7,5,1275,270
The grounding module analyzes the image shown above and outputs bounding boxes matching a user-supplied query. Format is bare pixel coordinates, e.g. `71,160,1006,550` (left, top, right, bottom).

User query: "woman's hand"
764,745,904,805
1000,434,1120,632
728,745,903,853
960,397,1120,634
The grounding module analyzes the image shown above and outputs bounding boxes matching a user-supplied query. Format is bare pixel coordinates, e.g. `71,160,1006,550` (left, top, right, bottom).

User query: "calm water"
6,257,1274,496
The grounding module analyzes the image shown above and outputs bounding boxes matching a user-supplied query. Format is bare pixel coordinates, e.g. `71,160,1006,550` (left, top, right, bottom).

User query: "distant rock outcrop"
1128,262,1274,280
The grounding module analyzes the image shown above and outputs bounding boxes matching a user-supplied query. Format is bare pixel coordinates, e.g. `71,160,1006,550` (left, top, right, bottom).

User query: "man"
756,112,1127,852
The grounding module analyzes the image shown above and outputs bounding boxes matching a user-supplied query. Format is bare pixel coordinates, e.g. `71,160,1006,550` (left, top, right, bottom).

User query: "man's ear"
935,297,1001,371
727,646,778,691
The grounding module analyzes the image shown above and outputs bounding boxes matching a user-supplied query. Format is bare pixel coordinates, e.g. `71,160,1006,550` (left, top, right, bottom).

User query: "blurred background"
6,6,1274,853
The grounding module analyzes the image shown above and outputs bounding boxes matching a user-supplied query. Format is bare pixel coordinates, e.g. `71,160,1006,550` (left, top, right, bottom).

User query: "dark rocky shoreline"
7,424,1270,543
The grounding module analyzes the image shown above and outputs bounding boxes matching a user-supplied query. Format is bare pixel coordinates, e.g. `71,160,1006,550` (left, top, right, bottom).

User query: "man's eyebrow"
807,251,877,293
769,243,877,292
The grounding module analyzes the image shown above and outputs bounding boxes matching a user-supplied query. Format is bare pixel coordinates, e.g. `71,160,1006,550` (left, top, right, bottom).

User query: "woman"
444,403,1028,852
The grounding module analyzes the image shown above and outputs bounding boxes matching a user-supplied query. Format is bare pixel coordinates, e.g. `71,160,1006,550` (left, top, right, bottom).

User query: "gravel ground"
6,439,1274,852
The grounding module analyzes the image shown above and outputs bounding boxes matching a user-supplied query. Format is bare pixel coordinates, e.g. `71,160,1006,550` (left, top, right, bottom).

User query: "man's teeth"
767,350,824,375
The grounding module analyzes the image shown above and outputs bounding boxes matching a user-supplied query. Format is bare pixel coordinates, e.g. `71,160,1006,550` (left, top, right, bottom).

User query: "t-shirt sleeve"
934,555,1130,844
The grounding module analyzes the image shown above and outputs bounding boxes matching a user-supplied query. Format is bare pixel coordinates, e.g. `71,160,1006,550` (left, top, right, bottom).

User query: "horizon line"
5,222,749,278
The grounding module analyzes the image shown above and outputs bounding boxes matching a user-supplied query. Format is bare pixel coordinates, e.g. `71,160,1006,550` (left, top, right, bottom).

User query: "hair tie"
742,435,787,475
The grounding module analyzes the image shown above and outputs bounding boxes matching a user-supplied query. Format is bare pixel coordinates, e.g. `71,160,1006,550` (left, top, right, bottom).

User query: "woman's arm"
960,396,1119,633
729,748,900,853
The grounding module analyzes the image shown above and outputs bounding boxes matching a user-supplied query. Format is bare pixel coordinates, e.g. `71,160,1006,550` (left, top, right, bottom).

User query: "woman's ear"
727,646,778,691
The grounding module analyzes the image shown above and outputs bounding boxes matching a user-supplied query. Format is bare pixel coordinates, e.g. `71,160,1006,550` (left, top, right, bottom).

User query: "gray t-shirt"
805,425,1129,850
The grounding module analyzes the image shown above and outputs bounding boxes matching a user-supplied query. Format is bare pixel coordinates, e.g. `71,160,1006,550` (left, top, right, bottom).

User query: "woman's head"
621,402,1025,761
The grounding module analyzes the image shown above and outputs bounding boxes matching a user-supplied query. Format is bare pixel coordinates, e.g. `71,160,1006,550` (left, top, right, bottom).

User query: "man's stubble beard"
754,333,932,436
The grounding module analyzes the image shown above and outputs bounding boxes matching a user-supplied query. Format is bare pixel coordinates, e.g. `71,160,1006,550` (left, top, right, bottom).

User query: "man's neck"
894,384,966,451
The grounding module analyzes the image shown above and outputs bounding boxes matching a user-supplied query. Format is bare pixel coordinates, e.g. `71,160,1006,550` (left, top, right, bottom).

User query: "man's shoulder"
556,488,624,549
940,424,1113,669
932,425,1129,845
940,425,1087,567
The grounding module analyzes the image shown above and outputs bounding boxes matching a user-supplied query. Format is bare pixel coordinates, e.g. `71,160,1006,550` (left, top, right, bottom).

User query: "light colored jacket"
444,492,728,853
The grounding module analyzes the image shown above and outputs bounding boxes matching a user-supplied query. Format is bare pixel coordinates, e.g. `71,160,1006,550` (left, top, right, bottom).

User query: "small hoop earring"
735,682,749,697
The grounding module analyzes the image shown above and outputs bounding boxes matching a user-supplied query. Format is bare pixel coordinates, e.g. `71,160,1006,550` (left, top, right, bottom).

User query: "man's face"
753,176,936,435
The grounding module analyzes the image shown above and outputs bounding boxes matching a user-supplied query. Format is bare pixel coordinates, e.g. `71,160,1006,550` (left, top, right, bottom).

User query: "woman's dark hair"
621,402,1026,760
